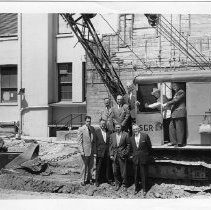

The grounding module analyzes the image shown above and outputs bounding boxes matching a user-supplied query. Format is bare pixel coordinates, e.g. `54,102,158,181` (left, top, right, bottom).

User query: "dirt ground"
2,137,211,199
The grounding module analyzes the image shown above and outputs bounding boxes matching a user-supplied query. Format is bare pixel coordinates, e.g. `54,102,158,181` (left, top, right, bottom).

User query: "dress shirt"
129,92,132,100
101,128,107,143
135,133,140,148
116,132,122,146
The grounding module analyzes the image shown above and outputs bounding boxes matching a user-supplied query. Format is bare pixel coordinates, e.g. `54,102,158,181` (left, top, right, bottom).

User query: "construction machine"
60,13,211,184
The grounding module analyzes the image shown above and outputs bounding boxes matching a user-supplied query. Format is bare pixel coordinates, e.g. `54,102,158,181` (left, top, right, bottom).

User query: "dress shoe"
108,181,115,186
95,182,100,187
143,190,147,197
178,144,184,147
89,180,94,185
114,185,120,191
122,185,128,191
167,143,175,146
81,182,86,186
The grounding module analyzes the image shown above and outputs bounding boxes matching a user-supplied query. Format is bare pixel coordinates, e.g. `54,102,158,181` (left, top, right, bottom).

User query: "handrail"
49,113,86,130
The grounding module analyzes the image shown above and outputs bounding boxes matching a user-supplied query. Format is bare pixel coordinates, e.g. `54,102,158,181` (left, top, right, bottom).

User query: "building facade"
86,14,211,124
0,13,86,137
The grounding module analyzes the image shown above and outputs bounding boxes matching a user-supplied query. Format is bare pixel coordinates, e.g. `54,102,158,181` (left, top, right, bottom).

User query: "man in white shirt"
129,124,152,196
145,88,171,143
110,123,130,191
94,119,113,187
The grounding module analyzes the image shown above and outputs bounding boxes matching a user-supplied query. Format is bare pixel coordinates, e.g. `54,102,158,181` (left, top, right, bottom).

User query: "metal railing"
49,113,86,130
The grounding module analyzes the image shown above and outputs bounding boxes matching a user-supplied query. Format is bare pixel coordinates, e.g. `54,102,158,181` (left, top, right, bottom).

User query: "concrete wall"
21,14,56,137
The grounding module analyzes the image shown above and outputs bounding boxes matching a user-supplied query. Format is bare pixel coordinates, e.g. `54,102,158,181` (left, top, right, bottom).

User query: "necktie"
88,127,91,138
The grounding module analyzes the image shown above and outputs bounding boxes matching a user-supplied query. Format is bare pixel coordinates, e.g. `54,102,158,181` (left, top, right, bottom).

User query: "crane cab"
134,70,211,147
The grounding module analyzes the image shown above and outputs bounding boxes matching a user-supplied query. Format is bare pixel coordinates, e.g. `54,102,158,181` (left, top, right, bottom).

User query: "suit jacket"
124,91,136,119
100,107,114,132
109,131,130,161
111,104,130,127
95,127,110,157
77,125,96,156
167,89,186,118
130,133,152,165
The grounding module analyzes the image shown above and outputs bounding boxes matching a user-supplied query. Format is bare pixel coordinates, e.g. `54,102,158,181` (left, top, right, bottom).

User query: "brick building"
86,14,211,125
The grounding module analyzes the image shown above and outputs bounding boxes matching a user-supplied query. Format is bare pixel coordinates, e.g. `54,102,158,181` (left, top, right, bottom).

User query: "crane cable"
161,15,210,68
99,14,152,72
157,24,205,70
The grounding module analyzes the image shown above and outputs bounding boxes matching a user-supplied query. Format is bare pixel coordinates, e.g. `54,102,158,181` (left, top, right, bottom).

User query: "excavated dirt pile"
1,137,211,199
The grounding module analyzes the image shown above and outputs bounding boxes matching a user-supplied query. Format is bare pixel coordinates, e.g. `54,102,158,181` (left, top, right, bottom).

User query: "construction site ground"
1,136,211,199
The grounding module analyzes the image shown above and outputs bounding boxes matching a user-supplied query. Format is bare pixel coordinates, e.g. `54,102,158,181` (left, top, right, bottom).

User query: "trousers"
112,157,127,186
169,117,186,145
95,154,113,183
133,163,147,191
80,155,94,183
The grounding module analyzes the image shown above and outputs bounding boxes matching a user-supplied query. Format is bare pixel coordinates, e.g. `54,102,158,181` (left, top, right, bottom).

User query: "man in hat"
145,87,171,143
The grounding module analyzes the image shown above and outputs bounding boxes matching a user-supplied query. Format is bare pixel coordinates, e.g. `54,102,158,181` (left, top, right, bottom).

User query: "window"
119,14,134,47
0,13,18,37
58,63,72,101
137,83,159,113
58,14,72,34
0,66,17,103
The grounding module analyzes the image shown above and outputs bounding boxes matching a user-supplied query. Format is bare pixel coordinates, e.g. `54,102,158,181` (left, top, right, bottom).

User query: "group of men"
77,82,152,195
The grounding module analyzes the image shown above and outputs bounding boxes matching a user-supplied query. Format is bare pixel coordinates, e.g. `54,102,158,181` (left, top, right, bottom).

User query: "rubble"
1,136,211,199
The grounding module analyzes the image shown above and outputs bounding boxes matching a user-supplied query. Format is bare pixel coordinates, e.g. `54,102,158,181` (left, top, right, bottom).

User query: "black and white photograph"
1,1,211,209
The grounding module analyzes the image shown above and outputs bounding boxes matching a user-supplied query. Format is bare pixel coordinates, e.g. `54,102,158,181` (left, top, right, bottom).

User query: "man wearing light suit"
130,124,152,195
77,116,96,186
110,123,130,191
111,95,130,132
99,98,114,133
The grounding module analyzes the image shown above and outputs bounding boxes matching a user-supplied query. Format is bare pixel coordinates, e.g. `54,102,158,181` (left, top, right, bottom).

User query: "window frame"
0,65,18,104
58,62,73,101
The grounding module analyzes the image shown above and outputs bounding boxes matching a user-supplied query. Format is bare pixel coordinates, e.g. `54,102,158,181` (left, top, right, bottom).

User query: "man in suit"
163,82,186,147
130,124,152,195
77,115,96,186
110,123,130,191
124,81,141,135
95,119,113,187
99,98,114,133
111,95,130,132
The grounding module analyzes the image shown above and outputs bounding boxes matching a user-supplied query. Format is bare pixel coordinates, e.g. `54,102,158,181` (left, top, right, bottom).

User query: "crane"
61,13,126,101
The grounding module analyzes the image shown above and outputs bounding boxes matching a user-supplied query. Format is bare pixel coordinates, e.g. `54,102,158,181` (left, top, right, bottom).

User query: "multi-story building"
0,13,86,137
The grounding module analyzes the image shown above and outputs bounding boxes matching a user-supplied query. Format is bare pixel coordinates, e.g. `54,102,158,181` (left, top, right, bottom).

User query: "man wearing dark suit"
163,82,186,147
110,123,130,191
95,119,113,187
111,95,130,132
130,124,152,195
77,116,96,186
124,81,141,135
99,98,114,133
